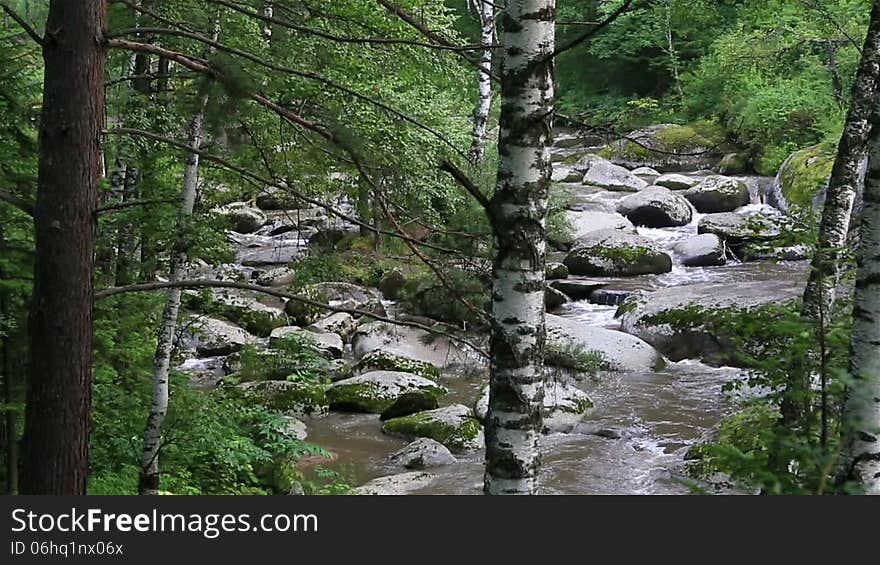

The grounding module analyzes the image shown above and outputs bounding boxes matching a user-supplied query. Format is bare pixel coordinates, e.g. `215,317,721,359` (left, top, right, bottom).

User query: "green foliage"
544,343,606,374
234,334,330,383
398,268,489,326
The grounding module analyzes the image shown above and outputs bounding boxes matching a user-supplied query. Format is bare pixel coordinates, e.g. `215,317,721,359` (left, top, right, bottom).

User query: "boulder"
352,321,472,369
353,472,436,495
672,234,726,267
326,371,447,414
740,243,811,262
382,404,484,451
269,327,343,359
545,262,569,280
552,166,584,183
697,211,785,250
617,277,806,365
546,286,569,311
380,392,441,421
767,144,834,213
235,238,304,266
583,160,649,192
192,288,288,337
631,166,661,181
654,173,701,190
217,203,267,234
545,314,665,373
563,229,672,277
616,186,693,228
308,312,358,341
310,282,386,316
684,176,749,213
601,123,724,171
237,380,329,417
255,187,304,211
182,316,259,357
564,210,636,242
348,350,440,380
474,381,594,433
548,279,607,301
389,438,457,469
717,153,750,175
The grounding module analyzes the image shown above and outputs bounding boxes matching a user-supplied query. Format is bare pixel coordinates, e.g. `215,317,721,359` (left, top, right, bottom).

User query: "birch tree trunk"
469,0,496,164
138,100,208,495
784,1,880,426
840,87,880,495
21,0,106,495
484,0,555,496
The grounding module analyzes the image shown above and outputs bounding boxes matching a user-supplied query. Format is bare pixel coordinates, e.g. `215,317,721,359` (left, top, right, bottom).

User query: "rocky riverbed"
175,125,812,495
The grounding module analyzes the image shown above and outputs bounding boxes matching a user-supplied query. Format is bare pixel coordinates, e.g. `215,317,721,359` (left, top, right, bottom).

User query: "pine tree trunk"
840,91,880,495
469,0,496,164
139,102,208,495
784,1,880,427
20,0,106,495
484,0,555,496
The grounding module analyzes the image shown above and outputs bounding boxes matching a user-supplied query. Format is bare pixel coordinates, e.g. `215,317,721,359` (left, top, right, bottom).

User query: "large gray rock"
352,321,473,369
654,173,701,190
353,472,437,495
269,327,343,359
237,380,329,417
616,186,693,228
617,278,806,365
563,229,673,277
310,282,386,316
684,176,749,213
552,166,584,183
326,371,447,414
548,279,607,301
672,234,726,267
182,315,259,357
565,210,636,241
602,124,723,171
382,404,484,451
583,160,649,192
308,312,358,341
389,438,457,469
545,314,665,373
217,202,267,234
697,211,785,250
474,381,594,433
233,234,305,266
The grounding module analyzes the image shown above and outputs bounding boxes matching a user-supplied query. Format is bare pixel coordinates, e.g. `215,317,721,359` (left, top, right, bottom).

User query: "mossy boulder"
382,404,484,451
327,371,447,414
349,350,440,380
767,144,834,214
186,289,288,337
563,229,672,276
717,152,751,175
684,176,750,213
617,186,693,227
238,380,329,416
283,285,329,326
697,211,792,255
600,123,726,171
380,391,441,421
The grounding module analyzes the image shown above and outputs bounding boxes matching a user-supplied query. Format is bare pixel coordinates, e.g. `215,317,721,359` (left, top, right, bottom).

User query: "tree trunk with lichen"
469,0,496,164
840,76,880,494
483,0,555,496
783,0,880,427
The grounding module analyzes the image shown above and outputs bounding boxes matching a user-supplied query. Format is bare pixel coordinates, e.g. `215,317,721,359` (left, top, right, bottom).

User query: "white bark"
138,100,208,495
842,95,880,494
484,0,555,496
469,0,496,164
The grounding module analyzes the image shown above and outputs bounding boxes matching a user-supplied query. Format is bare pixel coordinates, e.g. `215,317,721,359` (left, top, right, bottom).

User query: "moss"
242,380,329,415
326,381,446,414
777,144,834,209
611,123,723,160
545,342,607,374
382,409,482,451
566,241,671,276
352,350,440,380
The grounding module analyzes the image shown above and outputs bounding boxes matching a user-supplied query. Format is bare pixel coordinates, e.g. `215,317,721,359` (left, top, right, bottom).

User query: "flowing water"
302,172,799,494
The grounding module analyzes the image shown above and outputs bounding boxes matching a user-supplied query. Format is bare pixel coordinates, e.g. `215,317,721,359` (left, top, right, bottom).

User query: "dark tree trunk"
20,0,106,495
0,227,18,494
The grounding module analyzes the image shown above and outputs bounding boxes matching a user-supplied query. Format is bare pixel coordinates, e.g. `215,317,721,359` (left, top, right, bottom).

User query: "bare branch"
439,159,492,212
0,188,34,217
0,3,43,46
554,0,639,58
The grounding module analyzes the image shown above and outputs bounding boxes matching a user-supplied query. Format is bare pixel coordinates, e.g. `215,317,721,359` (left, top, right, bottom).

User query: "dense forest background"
1,0,878,495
